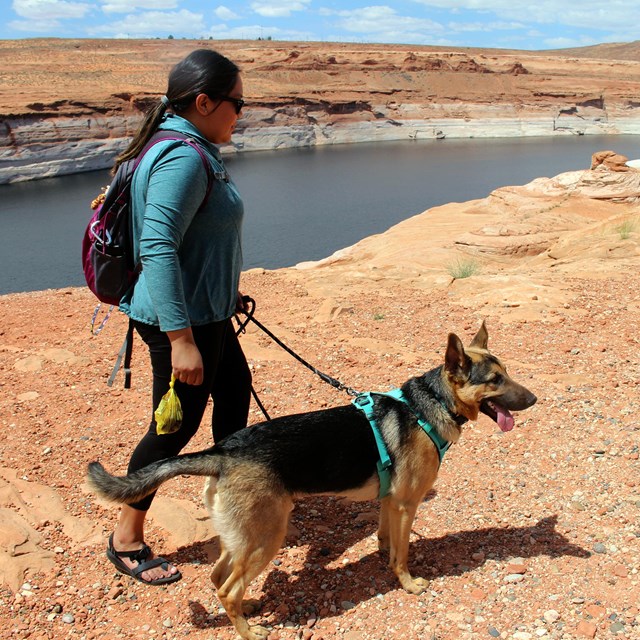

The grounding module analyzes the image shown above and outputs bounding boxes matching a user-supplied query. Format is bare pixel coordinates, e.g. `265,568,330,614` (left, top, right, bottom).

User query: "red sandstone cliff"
2,39,640,182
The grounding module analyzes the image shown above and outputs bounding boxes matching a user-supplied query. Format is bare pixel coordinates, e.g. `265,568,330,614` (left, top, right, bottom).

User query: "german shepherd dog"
88,323,536,640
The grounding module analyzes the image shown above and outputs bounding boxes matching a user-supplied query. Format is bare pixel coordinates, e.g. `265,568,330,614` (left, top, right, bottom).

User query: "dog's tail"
87,449,222,505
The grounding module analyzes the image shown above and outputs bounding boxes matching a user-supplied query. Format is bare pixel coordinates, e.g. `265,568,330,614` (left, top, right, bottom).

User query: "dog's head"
444,321,537,430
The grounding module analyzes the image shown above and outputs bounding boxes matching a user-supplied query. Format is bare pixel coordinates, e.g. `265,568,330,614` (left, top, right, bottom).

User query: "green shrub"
447,258,480,280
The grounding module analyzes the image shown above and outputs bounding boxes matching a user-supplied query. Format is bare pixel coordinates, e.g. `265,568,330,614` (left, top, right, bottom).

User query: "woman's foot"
107,533,182,585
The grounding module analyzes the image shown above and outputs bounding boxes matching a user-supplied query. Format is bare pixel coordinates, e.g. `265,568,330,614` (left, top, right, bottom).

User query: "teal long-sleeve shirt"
119,114,244,332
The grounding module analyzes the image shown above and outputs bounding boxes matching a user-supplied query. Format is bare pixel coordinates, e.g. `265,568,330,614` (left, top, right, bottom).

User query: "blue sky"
2,0,640,50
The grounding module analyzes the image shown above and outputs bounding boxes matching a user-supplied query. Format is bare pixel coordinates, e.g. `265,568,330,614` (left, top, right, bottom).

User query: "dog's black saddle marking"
352,389,451,499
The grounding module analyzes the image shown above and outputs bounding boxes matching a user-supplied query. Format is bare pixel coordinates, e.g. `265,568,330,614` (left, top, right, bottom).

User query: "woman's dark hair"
114,49,240,170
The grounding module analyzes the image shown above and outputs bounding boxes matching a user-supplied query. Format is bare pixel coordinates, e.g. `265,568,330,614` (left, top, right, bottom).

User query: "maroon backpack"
82,131,212,306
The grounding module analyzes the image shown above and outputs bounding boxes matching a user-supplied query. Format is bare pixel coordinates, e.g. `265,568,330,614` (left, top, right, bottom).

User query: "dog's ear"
469,320,489,350
445,333,471,377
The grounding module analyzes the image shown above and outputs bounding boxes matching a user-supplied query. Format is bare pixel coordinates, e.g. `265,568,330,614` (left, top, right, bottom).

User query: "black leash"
235,296,359,420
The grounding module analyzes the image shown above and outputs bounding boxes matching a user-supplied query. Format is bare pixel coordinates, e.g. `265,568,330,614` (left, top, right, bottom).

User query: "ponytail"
112,98,169,173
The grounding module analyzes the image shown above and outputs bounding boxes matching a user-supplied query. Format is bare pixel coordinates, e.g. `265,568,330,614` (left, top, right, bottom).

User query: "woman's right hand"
167,328,203,385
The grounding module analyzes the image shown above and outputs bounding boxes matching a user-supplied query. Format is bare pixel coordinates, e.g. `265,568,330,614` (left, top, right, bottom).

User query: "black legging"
126,318,252,510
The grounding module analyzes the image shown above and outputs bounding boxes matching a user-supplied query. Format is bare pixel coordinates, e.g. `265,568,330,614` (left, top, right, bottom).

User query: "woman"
106,49,252,585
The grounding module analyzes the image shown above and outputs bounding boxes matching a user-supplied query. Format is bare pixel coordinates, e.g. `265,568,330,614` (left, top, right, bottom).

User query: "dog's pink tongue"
496,405,515,432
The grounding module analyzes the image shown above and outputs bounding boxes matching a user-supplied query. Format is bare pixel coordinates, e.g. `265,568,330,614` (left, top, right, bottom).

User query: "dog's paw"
401,575,429,595
245,623,270,640
242,599,262,615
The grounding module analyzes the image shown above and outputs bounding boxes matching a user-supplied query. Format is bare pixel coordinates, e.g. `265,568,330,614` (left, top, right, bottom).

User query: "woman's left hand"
235,291,251,313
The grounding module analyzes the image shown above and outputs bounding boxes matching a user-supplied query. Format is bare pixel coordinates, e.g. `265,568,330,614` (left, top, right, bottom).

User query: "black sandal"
106,533,182,585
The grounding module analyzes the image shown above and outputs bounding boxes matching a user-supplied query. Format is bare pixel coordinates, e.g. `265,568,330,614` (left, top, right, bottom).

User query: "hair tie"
160,95,171,108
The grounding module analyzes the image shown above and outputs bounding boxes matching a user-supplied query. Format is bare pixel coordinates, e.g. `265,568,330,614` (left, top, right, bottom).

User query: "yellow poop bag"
154,374,183,435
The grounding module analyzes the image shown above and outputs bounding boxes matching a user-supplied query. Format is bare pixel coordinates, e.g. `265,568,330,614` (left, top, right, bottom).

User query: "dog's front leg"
386,499,428,594
377,498,390,551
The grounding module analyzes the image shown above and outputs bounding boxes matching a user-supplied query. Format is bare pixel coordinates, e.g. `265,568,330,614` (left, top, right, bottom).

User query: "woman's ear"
193,93,211,116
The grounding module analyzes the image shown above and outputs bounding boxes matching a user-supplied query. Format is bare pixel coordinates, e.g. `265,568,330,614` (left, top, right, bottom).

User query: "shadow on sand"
177,504,589,632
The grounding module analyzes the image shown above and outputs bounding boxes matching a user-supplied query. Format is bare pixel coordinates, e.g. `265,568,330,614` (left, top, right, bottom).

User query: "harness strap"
352,389,452,499
382,389,452,462
352,393,392,500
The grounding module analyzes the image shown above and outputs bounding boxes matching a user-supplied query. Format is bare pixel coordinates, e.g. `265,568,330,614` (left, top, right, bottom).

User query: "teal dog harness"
352,389,451,499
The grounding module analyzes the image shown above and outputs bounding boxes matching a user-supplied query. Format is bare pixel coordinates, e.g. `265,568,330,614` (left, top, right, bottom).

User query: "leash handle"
237,296,360,398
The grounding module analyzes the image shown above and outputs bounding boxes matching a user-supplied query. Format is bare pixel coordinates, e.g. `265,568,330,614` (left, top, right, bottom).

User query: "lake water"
0,134,638,295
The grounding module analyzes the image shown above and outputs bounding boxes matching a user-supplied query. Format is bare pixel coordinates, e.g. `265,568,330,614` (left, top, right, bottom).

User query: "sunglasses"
212,95,245,115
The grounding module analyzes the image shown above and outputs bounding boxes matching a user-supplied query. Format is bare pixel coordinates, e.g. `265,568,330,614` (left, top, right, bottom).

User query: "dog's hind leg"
386,498,428,594
207,477,261,613
214,490,293,640
211,546,232,588
212,546,261,616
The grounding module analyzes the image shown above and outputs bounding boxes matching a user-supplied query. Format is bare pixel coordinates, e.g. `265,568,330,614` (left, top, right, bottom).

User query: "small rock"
585,604,606,618
592,542,607,554
610,621,625,634
107,586,123,600
488,627,501,637
341,600,356,610
504,573,525,583
576,620,597,638
544,610,560,623
17,391,40,401
62,613,75,624
513,633,533,640
354,510,378,523
506,562,527,574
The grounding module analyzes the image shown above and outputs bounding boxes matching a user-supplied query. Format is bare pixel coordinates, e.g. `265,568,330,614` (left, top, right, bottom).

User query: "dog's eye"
491,373,503,385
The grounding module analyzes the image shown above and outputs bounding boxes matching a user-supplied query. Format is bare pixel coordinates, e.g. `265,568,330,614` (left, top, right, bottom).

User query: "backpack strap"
107,319,135,389
137,131,216,206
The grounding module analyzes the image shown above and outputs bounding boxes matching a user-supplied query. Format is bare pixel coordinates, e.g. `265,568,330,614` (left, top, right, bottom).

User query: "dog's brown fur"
88,323,536,640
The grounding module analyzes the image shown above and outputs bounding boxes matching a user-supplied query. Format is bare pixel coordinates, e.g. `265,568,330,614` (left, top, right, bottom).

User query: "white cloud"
214,5,240,21
250,0,311,18
411,0,640,32
207,22,313,41
12,0,91,20
543,35,599,49
449,21,526,33
101,0,178,15
88,9,205,37
324,5,445,43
